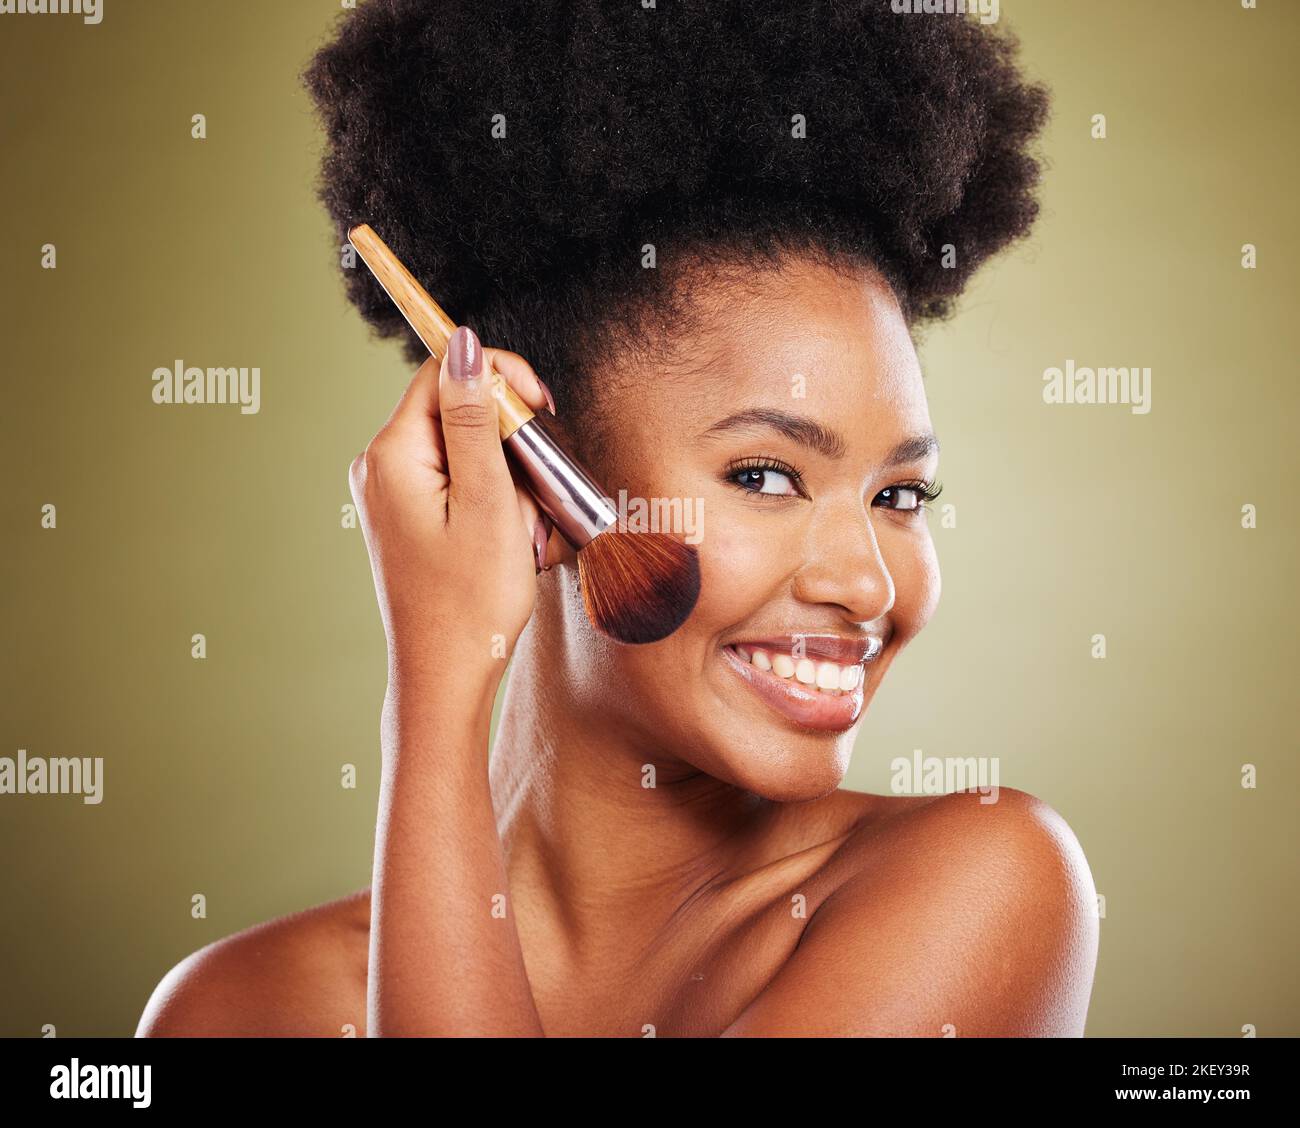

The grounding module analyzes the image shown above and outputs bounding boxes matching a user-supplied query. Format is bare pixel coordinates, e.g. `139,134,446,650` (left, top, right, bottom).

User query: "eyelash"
879,478,945,513
724,457,943,513
726,455,808,497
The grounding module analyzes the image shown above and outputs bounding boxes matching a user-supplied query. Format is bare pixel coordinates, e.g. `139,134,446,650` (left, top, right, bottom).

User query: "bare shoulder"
843,786,1099,1030
136,888,371,1037
836,784,1097,894
724,787,1100,1036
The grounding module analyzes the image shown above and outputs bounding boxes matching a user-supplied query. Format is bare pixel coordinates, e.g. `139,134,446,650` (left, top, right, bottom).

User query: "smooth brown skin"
137,258,1099,1037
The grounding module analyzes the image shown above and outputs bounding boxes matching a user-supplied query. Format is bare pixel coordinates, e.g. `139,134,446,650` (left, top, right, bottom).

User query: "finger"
540,512,556,568
539,512,565,570
439,325,516,513
543,516,575,568
382,347,552,441
506,454,573,569
511,483,552,574
490,349,558,567
483,348,556,418
509,464,557,573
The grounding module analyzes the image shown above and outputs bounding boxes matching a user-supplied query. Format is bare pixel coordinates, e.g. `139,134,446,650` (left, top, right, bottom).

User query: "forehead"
624,257,931,446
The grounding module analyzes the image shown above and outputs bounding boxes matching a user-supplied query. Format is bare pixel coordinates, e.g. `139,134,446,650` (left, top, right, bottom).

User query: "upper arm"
720,788,1100,1037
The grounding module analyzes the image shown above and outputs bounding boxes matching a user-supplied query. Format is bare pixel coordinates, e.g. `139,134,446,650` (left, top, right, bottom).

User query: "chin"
691,702,861,801
717,734,855,802
687,638,874,792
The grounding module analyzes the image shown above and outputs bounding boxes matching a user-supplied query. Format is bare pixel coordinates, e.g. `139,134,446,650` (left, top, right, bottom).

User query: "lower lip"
719,645,867,732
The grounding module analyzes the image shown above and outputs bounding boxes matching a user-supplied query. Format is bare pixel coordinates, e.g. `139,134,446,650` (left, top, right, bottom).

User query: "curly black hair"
304,0,1048,431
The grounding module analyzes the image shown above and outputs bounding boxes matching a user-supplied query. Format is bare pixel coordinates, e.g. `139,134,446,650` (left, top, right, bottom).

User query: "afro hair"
304,0,1049,420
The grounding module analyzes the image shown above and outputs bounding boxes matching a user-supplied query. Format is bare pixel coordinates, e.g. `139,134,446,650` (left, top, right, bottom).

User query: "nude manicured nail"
449,325,483,381
537,376,557,415
533,515,549,573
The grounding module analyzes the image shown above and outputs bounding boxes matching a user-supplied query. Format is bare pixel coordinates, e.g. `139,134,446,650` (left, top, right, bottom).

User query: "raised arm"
352,327,557,1036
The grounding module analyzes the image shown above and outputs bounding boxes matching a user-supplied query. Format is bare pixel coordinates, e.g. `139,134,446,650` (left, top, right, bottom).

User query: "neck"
489,582,777,968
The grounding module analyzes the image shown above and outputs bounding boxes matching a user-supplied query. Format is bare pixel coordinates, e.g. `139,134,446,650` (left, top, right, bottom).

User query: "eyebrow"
701,407,939,466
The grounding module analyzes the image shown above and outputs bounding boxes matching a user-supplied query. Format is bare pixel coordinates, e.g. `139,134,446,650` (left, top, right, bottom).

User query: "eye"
876,486,921,511
725,457,806,499
875,479,942,513
733,467,797,496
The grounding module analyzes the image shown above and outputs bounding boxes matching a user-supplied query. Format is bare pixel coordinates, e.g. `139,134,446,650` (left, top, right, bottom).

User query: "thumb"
439,325,514,513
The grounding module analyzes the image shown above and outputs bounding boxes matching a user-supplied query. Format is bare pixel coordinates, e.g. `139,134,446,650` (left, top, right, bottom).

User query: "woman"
138,0,1098,1037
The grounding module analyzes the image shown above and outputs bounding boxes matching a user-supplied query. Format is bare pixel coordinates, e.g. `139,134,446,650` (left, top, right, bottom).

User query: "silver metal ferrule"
502,417,618,548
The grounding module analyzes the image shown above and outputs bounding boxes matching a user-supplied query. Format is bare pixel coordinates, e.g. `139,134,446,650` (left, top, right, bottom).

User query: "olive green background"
2,1,1296,1037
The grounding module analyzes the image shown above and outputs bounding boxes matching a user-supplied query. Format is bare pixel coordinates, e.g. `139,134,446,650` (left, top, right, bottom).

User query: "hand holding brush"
347,223,700,648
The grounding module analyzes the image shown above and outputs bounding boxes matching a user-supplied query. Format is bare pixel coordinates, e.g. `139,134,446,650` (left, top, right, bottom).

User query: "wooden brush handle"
347,223,535,440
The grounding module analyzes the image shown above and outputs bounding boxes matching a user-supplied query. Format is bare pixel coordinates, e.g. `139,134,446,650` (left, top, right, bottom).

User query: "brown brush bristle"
576,530,701,644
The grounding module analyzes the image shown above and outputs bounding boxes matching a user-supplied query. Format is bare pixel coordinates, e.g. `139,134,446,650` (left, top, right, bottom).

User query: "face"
547,256,941,801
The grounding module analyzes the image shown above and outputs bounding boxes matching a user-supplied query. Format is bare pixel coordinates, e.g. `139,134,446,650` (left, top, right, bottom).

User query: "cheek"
693,509,789,627
885,530,941,642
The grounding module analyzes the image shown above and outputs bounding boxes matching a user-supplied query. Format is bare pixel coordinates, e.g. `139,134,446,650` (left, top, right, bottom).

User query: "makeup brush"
346,223,701,645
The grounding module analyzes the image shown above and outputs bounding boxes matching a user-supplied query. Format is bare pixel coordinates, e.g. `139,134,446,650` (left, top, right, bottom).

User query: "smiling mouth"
733,642,867,693
719,639,882,732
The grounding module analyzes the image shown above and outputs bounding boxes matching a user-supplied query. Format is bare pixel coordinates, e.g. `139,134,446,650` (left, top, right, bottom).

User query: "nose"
789,496,895,622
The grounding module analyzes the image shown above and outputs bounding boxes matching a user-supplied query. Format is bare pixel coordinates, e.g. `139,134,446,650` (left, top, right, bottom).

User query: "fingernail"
533,515,548,573
537,376,557,416
449,325,484,382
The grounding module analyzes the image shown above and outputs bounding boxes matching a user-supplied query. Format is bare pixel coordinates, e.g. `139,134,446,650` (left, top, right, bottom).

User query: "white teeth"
731,645,866,694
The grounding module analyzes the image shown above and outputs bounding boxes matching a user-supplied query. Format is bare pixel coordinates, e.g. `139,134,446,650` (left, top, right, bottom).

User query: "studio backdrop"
1,0,1296,1037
